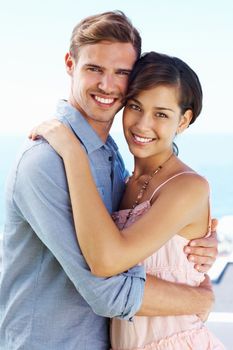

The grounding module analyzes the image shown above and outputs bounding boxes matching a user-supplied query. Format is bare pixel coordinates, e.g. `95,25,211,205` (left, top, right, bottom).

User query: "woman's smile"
131,132,156,145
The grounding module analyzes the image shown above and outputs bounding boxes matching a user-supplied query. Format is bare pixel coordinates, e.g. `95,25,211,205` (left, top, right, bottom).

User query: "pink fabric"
110,201,225,350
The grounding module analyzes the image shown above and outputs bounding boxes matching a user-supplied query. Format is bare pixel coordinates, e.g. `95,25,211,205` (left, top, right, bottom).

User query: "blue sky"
1,0,233,134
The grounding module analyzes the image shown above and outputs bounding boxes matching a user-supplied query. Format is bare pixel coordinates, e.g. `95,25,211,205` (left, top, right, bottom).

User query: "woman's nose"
135,113,154,131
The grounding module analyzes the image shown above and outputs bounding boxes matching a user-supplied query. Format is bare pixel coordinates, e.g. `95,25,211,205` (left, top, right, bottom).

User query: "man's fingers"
185,245,217,258
199,274,212,289
187,253,216,266
210,218,218,231
194,264,212,273
189,236,216,248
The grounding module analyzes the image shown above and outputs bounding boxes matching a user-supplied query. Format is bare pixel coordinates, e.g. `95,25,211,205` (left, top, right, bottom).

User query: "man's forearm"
136,274,214,317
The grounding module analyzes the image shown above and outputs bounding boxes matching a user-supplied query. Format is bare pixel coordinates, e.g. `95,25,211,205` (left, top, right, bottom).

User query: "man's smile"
90,93,119,108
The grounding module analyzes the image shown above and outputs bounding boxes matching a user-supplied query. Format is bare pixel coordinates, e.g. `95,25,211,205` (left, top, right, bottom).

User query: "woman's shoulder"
171,158,209,191
156,159,210,197
167,171,210,207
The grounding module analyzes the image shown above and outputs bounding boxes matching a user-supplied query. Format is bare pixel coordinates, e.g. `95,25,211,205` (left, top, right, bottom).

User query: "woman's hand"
29,119,82,158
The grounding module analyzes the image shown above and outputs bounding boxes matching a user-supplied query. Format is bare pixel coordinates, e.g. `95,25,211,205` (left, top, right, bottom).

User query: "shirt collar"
55,100,108,154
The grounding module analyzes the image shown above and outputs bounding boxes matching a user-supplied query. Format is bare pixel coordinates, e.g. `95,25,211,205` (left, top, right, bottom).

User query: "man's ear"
177,109,193,134
65,52,75,76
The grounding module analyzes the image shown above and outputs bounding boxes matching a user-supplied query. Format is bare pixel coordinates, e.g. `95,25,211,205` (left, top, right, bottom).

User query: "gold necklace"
123,153,174,227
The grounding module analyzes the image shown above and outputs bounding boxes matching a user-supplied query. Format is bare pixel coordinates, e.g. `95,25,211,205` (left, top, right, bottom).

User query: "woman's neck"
132,151,175,179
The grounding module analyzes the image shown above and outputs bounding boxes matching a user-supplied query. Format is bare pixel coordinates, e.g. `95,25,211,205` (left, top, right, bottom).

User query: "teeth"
133,134,154,143
94,96,114,104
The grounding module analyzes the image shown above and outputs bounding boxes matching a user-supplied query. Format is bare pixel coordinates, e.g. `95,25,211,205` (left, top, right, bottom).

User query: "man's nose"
98,74,115,94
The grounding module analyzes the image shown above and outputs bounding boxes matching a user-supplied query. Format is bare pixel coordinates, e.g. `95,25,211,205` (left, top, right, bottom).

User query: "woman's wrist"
62,140,88,165
58,129,84,157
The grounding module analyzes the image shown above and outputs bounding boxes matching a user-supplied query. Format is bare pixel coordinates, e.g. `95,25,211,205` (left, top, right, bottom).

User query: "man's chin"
91,108,119,122
85,111,114,124
93,115,115,124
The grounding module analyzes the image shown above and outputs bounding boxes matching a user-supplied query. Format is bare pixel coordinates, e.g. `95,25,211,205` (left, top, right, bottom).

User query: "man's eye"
88,67,101,72
117,70,130,76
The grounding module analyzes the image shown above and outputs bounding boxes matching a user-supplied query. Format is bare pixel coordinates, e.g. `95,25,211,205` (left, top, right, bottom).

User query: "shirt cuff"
120,265,146,321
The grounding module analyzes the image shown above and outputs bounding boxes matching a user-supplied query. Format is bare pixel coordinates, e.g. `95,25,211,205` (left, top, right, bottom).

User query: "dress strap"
149,171,196,203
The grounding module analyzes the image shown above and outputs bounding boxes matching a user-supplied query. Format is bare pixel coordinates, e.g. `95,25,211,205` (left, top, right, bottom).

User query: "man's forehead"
78,41,137,68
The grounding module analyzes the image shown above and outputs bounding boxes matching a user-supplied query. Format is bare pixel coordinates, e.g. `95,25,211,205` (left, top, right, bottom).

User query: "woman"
30,52,224,349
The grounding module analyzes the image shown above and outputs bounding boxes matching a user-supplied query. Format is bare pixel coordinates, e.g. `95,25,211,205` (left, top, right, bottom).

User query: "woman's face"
123,84,190,160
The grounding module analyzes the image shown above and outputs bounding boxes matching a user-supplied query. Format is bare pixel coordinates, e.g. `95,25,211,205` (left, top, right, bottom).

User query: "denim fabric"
0,101,146,350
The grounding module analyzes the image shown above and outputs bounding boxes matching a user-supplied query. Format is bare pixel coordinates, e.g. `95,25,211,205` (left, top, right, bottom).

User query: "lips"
94,95,114,104
92,94,116,107
132,133,155,144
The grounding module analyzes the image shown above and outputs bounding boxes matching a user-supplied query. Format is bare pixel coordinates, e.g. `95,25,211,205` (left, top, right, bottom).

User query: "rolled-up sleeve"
13,143,146,320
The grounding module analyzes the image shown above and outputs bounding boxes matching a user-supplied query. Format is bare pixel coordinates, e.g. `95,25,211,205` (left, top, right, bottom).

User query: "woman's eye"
156,112,167,118
128,103,141,111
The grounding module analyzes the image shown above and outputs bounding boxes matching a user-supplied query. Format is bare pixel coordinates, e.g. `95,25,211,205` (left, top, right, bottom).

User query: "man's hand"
197,275,214,322
184,219,218,273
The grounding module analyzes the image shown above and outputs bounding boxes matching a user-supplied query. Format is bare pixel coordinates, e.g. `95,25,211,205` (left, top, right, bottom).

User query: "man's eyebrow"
84,64,103,69
83,64,132,74
116,68,132,73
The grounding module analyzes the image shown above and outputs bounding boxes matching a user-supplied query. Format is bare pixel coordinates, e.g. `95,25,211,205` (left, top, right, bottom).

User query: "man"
0,11,217,350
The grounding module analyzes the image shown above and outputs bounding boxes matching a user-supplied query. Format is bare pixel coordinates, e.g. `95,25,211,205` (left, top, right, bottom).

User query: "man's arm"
13,142,145,320
14,141,213,320
137,275,214,319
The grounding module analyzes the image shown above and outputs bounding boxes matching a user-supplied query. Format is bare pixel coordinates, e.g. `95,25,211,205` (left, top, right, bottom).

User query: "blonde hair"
69,10,141,61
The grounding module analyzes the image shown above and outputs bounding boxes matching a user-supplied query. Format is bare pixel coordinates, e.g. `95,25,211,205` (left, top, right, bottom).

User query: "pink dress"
110,172,225,350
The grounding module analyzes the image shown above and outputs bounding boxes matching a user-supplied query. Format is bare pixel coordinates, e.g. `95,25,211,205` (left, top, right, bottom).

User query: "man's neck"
90,120,113,143
68,98,112,143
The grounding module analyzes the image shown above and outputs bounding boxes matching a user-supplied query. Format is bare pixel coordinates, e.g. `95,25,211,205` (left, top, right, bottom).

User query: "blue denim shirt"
0,101,146,350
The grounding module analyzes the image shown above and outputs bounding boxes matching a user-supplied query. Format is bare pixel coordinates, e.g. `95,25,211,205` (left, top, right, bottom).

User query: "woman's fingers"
28,119,62,140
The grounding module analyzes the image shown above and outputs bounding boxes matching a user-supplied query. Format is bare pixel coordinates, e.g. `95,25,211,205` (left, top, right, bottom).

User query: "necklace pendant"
123,153,173,228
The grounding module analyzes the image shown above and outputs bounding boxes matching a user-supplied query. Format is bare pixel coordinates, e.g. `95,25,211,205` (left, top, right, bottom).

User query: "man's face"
66,41,137,133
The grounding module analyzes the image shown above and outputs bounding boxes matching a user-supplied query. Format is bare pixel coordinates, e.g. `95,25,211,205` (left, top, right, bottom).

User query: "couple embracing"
0,10,224,350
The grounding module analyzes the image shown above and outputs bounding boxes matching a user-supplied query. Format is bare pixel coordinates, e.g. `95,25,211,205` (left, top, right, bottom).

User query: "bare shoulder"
178,171,209,186
156,171,210,204
173,172,209,197
162,156,210,196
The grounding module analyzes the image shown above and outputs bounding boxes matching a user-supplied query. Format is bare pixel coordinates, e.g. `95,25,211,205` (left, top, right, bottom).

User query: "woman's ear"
177,109,193,134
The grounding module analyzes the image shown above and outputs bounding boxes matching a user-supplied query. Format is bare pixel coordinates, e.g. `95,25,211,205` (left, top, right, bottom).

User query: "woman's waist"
111,315,203,348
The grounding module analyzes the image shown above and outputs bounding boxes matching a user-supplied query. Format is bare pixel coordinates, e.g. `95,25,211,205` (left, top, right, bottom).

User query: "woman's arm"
66,151,209,276
29,121,210,277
